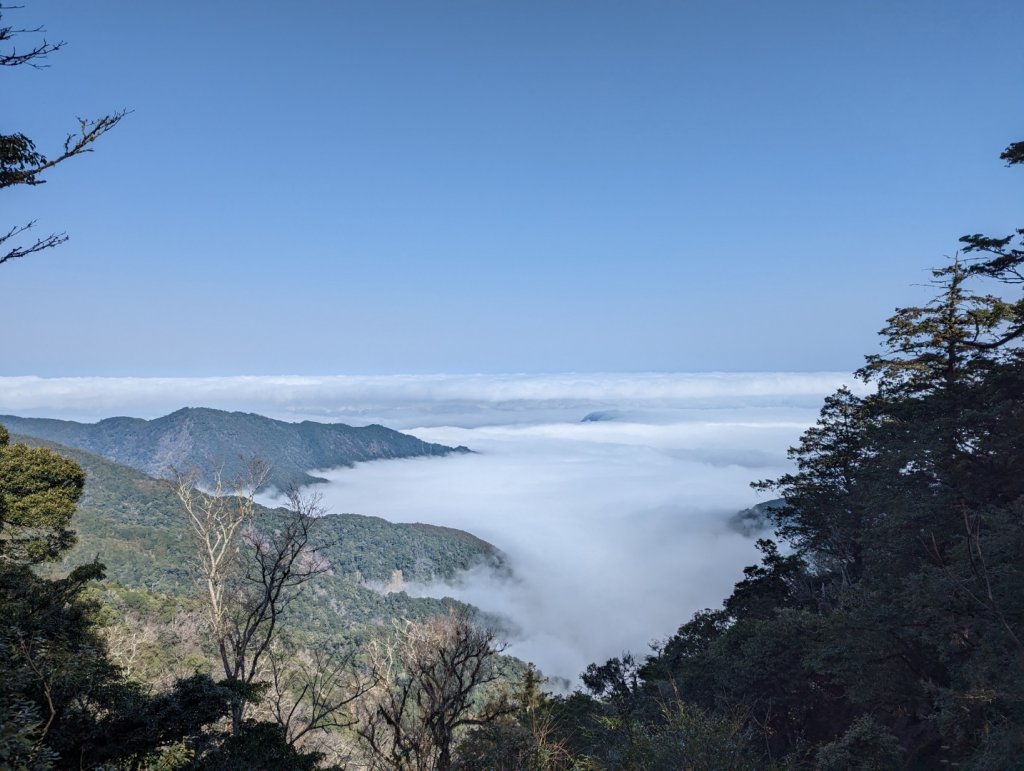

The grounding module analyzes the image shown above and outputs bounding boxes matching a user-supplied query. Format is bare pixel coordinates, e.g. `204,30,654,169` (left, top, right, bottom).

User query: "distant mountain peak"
0,408,470,492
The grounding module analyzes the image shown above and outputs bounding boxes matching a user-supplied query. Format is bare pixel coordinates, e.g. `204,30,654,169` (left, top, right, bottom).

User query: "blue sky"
3,1,1022,376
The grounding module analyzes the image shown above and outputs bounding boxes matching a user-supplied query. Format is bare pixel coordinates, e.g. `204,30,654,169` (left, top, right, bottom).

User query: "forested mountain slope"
1,407,470,491
15,434,502,636
1,428,507,768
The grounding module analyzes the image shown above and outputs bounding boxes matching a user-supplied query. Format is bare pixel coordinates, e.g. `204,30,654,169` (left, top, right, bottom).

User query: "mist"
304,409,819,683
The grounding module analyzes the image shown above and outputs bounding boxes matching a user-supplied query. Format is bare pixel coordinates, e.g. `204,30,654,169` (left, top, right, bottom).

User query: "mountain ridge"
0,407,470,491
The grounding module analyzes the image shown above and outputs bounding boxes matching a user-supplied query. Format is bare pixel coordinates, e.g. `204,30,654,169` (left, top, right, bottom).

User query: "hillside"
728,498,784,536
1,407,470,491
13,434,503,637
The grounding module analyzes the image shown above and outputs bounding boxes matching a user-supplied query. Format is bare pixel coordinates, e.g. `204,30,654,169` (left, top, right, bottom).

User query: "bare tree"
357,611,510,771
175,461,267,646
153,608,208,690
2,3,126,267
175,462,329,734
260,638,372,761
103,610,161,680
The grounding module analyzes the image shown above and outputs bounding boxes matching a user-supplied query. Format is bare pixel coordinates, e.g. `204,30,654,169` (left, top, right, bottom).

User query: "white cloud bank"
0,372,864,427
305,412,824,683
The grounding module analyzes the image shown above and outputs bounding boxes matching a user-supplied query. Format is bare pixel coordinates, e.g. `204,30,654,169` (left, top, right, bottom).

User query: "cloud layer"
0,372,862,427
304,412,818,683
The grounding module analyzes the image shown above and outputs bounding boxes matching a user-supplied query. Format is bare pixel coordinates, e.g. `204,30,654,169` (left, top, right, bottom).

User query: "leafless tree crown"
358,612,510,771
175,460,332,736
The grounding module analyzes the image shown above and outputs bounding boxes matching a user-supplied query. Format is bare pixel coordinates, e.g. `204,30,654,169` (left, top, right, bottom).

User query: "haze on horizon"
3,1,1023,378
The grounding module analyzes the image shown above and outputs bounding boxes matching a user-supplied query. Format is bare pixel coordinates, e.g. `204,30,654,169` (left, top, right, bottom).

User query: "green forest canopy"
562,141,1024,769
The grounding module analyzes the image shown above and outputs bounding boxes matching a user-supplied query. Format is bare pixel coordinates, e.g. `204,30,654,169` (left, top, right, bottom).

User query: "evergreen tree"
0,428,242,768
572,139,1024,768
0,425,84,563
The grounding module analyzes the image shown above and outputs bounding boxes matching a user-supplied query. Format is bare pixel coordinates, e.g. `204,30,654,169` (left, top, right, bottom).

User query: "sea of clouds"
0,372,867,683
0,371,856,426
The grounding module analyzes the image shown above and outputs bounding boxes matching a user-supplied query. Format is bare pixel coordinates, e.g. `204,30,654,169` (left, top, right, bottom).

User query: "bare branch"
0,111,128,190
175,462,336,737
0,221,67,266
0,4,65,68
1,5,126,269
267,642,373,751
357,612,509,770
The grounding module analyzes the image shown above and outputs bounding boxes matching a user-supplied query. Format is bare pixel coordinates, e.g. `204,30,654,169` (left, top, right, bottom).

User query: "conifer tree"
573,139,1024,769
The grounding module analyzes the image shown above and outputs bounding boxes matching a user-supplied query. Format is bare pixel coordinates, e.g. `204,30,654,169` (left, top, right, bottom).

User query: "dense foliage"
1,435,507,767
548,140,1024,769
0,425,84,563
0,427,510,766
0,429,263,768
